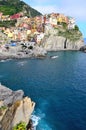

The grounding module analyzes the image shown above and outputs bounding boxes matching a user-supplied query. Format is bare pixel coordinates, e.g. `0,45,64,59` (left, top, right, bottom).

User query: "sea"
84,38,86,44
0,51,86,130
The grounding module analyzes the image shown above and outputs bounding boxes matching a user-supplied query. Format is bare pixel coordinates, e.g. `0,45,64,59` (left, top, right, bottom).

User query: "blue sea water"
0,51,86,130
84,38,86,44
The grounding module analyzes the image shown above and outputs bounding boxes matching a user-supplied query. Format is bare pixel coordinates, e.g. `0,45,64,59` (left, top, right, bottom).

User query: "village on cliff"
0,12,76,43
0,11,84,59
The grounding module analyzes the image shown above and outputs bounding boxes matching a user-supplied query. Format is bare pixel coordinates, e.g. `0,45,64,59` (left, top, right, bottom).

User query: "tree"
74,25,79,31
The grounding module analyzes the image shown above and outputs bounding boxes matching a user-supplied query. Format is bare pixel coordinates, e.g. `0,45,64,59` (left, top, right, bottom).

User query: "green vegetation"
0,106,7,116
0,20,17,27
13,122,26,130
0,5,21,15
61,22,67,29
55,21,82,41
0,106,7,110
58,26,82,41
57,22,67,29
57,21,60,25
0,0,22,15
0,0,41,17
74,25,79,31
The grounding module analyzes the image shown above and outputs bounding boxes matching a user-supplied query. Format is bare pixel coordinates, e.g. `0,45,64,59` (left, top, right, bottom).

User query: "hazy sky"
23,0,86,37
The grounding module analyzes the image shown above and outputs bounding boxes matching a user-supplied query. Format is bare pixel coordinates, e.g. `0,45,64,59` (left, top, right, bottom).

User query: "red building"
10,13,23,20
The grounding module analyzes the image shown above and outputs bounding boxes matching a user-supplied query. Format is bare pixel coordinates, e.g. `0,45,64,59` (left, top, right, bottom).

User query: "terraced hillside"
0,0,42,17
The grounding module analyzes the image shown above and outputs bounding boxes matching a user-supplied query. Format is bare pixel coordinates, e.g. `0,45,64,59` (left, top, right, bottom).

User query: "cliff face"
66,38,84,50
1,97,35,130
43,35,84,51
42,24,84,51
80,45,86,53
0,84,35,130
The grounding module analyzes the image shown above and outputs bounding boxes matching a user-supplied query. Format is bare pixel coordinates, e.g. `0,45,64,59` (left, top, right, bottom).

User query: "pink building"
10,13,23,20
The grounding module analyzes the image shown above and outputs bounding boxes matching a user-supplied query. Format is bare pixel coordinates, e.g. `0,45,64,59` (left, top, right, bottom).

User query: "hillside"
0,0,42,17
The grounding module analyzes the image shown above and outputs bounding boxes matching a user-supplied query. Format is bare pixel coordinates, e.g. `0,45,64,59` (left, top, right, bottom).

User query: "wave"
17,61,27,66
31,108,52,130
31,115,40,129
0,59,12,62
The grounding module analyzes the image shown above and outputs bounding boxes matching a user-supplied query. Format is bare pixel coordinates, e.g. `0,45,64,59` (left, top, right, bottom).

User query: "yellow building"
57,17,63,23
8,31,13,38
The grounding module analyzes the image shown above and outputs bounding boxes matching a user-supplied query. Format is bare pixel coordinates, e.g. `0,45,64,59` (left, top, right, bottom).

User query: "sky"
23,0,86,37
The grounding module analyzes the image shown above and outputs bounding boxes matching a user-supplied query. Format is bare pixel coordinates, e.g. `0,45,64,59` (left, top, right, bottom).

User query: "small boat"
50,55,58,59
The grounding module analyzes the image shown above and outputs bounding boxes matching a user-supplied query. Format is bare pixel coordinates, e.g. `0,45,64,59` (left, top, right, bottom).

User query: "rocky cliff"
42,35,84,51
0,84,24,106
0,84,35,130
80,45,86,52
42,25,84,51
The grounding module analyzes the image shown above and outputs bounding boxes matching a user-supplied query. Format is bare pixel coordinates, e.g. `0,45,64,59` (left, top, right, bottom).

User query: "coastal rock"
0,85,35,130
66,38,84,50
33,46,47,57
0,101,4,108
43,35,65,51
1,97,35,130
80,45,86,52
0,44,47,60
0,84,24,106
43,35,84,51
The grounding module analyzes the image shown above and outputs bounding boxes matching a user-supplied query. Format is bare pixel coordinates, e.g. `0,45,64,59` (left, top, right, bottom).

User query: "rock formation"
0,84,24,106
0,43,47,60
0,84,35,130
42,35,84,51
80,45,86,52
42,25,84,51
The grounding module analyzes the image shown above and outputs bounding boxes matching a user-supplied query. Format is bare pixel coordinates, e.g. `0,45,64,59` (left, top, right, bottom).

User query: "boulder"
80,45,86,52
0,84,24,106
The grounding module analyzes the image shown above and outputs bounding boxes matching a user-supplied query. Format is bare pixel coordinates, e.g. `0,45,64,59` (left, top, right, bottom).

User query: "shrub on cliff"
58,28,82,41
62,22,67,29
13,122,26,130
74,25,79,31
0,106,7,110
